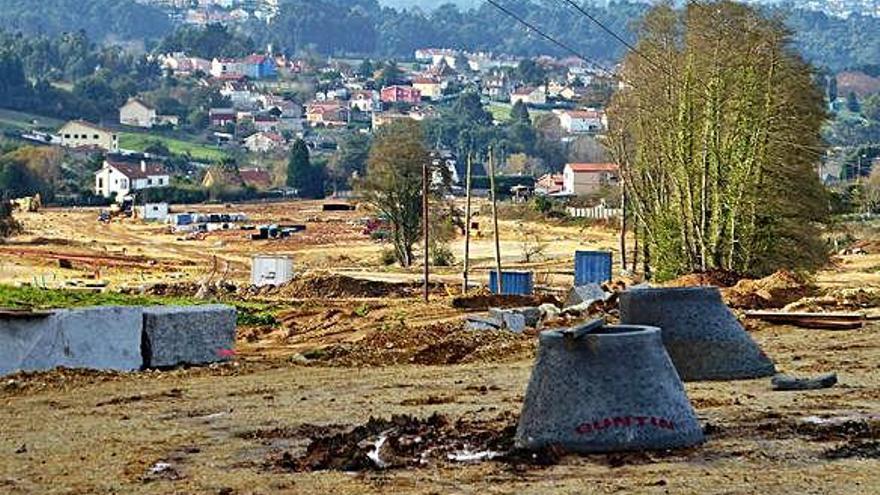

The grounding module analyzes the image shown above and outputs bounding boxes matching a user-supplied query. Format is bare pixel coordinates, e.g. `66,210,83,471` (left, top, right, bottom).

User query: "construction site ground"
1,201,879,494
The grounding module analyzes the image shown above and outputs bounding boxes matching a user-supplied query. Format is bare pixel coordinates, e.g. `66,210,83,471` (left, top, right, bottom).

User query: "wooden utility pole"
488,147,503,294
462,152,473,294
422,159,430,302
620,179,628,272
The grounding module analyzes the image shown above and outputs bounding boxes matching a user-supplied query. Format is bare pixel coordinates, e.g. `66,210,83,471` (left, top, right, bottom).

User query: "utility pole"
489,147,503,294
422,159,430,302
462,152,473,295
620,178,628,272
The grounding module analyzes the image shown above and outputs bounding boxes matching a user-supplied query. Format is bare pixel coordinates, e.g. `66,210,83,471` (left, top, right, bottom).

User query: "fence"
567,205,622,220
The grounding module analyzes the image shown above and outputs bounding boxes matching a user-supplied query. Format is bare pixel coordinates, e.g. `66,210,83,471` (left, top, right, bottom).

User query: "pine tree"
287,139,324,199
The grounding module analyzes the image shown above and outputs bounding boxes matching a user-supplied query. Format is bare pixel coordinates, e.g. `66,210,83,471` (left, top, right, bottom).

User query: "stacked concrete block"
516,324,704,453
619,286,776,381
0,307,143,376
142,305,237,368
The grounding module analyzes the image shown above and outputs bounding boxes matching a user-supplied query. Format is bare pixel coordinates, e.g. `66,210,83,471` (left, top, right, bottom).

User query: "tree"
0,194,21,241
607,1,829,279
376,61,403,88
510,100,531,124
328,132,370,191
864,93,880,122
358,58,375,79
515,59,546,86
847,91,861,113
357,120,432,267
287,139,324,199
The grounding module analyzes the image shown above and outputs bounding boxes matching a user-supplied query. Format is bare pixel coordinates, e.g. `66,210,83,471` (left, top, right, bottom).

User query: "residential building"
119,98,180,129
94,159,170,201
239,167,273,189
380,85,422,105
535,173,565,195
241,54,277,79
554,109,607,134
253,115,281,132
349,90,379,112
243,131,286,153
412,77,443,101
305,102,350,127
510,86,547,106
211,57,245,78
58,121,118,151
209,108,237,128
562,163,619,196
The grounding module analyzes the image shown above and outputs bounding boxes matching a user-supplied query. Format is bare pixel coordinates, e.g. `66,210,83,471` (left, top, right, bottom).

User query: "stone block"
565,284,609,307
0,306,143,376
142,305,236,368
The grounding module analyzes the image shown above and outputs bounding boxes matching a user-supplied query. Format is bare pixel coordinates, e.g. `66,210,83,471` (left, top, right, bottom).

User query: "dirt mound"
256,273,445,299
451,291,560,310
265,413,519,472
722,270,815,310
141,282,238,298
319,321,535,366
665,269,744,288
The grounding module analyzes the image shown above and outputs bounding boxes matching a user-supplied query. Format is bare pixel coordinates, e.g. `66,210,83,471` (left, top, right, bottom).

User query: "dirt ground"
0,200,621,290
1,203,880,493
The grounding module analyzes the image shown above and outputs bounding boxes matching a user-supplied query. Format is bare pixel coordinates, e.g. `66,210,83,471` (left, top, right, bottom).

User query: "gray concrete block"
516,324,704,453
142,305,236,368
0,306,143,376
619,287,776,381
565,284,608,307
489,308,528,333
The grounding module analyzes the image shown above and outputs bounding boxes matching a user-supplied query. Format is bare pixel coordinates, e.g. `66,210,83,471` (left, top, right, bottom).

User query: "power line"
484,0,621,82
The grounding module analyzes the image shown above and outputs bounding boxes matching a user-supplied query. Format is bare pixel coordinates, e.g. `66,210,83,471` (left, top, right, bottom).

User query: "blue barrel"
489,270,534,295
574,251,612,286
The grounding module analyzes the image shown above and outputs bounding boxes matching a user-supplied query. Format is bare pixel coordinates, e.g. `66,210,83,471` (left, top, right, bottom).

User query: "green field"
119,132,228,162
0,108,64,131
487,103,512,122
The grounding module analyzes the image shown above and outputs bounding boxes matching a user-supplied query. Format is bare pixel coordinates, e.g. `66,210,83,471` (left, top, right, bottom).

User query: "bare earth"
1,202,879,494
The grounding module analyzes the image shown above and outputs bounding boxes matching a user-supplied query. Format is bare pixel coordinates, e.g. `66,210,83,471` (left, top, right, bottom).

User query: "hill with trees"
0,0,171,42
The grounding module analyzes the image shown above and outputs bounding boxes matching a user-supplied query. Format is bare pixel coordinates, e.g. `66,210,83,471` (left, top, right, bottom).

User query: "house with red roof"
562,163,619,196
554,109,607,134
380,85,422,105
243,132,286,153
95,159,171,201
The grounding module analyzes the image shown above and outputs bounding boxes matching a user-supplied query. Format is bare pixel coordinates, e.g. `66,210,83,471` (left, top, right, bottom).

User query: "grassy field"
119,132,228,162
0,108,64,131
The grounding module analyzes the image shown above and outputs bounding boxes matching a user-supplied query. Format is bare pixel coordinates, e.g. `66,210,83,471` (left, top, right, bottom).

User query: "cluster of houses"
143,0,280,25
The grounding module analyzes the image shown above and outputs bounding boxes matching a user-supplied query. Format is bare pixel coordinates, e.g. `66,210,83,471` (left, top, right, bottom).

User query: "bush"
431,244,456,266
379,248,397,266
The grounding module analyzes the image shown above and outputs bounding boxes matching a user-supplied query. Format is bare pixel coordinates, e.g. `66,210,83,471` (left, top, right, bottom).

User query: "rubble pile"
254,273,446,299
721,270,815,310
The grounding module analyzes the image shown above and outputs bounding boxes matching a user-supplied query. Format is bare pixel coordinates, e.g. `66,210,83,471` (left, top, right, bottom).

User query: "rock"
142,305,237,368
488,308,530,333
0,306,143,376
466,315,502,331
565,284,609,307
538,304,562,322
771,372,838,391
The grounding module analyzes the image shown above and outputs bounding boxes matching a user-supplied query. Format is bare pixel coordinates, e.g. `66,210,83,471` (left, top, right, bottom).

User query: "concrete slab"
565,284,609,307
0,306,143,376
142,305,236,368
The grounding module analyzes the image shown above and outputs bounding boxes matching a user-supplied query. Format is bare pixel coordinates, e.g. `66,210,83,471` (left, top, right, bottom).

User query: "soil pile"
141,282,238,298
319,321,535,366
255,273,445,299
665,270,744,288
265,413,519,472
451,291,560,310
722,270,814,310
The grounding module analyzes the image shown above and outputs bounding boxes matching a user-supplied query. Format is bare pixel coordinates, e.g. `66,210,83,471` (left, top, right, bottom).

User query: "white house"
244,132,286,153
554,109,607,134
562,163,619,196
349,90,379,112
95,159,171,201
119,98,179,129
134,203,169,221
510,86,547,106
58,120,118,151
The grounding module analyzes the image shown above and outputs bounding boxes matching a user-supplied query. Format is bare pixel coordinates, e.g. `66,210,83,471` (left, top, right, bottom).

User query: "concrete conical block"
619,286,776,381
515,324,704,453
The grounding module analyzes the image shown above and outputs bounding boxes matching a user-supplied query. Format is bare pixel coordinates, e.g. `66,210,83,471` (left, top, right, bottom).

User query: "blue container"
489,270,534,295
574,251,613,286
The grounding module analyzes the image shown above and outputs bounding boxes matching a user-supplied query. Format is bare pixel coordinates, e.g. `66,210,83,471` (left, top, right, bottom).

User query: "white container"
251,255,294,287
136,203,169,221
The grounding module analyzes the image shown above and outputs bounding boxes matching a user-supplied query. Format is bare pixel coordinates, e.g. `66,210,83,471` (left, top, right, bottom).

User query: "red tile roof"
239,168,272,188
566,163,619,173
